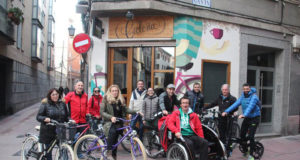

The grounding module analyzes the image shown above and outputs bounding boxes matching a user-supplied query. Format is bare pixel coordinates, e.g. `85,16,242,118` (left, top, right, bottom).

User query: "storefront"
88,14,293,135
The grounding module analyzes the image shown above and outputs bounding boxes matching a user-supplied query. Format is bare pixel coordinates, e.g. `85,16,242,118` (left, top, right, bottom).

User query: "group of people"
36,79,261,160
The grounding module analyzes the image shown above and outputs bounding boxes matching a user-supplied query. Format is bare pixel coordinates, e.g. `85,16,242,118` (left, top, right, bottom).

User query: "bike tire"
231,122,240,149
54,143,75,160
143,131,162,158
73,134,104,160
120,133,131,153
252,141,264,159
21,135,39,160
130,137,147,160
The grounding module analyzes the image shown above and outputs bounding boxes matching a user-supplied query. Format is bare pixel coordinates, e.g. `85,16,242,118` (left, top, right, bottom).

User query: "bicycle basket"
56,123,76,141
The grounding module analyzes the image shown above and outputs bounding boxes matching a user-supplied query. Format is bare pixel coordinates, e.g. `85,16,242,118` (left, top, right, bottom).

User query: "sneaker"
247,155,254,160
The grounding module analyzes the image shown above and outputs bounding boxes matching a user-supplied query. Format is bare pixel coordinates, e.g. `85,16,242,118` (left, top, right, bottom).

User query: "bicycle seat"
177,62,193,71
35,125,40,131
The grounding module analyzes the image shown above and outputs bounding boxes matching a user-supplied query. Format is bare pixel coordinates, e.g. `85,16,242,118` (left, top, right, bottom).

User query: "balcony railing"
0,6,14,45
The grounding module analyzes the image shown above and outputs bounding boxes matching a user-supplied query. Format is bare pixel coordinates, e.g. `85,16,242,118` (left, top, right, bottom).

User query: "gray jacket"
142,94,159,121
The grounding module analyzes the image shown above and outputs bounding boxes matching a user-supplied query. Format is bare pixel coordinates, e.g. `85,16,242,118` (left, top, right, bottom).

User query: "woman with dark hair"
87,87,103,119
36,88,69,160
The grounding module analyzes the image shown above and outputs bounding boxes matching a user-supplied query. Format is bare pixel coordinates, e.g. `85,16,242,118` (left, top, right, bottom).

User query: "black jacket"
159,92,179,113
184,90,204,114
36,99,69,144
206,94,237,113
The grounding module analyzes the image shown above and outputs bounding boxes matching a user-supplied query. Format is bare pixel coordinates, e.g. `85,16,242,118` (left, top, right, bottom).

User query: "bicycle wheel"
21,135,39,160
73,134,104,160
54,143,75,160
167,143,189,160
120,133,131,153
130,137,147,160
231,122,240,149
252,141,264,159
143,131,162,158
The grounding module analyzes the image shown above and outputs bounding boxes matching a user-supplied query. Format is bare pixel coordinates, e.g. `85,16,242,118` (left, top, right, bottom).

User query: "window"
32,25,44,61
0,0,6,9
41,11,45,26
202,60,231,103
17,23,23,49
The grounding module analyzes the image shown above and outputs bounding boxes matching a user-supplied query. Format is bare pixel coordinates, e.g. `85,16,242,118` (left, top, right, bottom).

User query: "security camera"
126,11,134,20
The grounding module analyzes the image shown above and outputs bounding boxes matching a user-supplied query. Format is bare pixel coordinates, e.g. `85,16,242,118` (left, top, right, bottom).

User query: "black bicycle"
142,111,164,158
225,115,264,159
21,120,76,160
201,109,220,135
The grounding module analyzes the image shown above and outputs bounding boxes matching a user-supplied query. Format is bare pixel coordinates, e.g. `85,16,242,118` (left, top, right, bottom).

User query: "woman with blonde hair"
100,85,137,160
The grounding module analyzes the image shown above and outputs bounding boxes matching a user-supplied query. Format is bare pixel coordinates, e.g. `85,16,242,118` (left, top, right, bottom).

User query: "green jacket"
100,98,136,137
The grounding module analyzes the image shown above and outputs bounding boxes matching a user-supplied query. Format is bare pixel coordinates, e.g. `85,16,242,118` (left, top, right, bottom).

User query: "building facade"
78,0,300,135
0,0,58,115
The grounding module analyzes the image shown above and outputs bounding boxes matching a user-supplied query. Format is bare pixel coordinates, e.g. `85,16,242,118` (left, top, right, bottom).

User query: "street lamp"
68,25,75,37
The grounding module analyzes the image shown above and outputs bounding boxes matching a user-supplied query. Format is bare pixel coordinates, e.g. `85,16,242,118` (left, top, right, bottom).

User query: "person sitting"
100,84,138,160
168,97,208,160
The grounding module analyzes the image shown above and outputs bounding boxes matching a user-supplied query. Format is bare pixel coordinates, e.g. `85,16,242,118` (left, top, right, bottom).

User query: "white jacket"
129,88,147,112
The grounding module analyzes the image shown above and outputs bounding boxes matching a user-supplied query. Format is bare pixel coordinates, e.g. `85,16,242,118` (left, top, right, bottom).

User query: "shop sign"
109,16,173,39
192,0,211,7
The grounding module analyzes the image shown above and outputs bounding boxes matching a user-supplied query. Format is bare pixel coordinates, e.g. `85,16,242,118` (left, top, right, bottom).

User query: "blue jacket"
225,88,261,118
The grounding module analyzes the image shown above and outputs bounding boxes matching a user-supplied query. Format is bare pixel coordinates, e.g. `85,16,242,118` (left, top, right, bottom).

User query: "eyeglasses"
94,90,100,93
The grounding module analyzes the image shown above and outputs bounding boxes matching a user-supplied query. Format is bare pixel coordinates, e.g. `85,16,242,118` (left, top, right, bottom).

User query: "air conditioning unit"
293,35,300,48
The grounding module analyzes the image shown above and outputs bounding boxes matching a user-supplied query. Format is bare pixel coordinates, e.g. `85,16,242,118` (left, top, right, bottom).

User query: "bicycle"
174,65,201,94
225,115,264,159
21,120,75,160
143,111,164,158
201,109,220,136
74,114,147,160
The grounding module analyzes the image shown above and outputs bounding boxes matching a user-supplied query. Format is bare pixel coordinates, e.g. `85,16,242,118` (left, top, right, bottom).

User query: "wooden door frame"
201,59,231,92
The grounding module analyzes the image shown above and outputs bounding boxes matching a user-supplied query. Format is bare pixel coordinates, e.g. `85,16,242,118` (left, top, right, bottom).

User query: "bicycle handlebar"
116,114,139,122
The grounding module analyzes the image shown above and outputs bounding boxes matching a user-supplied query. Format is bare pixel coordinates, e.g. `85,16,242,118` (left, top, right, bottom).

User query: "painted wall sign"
109,16,173,39
192,0,211,7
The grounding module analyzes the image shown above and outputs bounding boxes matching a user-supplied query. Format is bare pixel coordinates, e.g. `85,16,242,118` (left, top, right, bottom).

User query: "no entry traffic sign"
73,33,91,54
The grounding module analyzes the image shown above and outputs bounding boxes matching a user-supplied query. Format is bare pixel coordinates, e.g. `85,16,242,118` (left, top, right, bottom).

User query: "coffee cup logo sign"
109,16,173,39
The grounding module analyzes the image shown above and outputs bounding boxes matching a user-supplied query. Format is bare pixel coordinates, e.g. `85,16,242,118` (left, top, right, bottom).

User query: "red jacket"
168,110,204,138
64,91,88,124
87,95,103,117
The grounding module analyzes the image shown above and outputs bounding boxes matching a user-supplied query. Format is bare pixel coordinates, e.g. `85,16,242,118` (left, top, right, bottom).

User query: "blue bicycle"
73,114,147,160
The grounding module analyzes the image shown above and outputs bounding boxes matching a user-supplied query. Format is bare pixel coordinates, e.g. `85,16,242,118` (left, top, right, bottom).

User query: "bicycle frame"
84,114,141,158
175,71,201,94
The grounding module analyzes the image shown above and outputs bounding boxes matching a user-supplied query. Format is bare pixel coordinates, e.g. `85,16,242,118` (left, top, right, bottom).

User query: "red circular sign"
72,33,91,54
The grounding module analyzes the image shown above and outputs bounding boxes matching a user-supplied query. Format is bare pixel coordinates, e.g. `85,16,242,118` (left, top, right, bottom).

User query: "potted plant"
7,7,24,25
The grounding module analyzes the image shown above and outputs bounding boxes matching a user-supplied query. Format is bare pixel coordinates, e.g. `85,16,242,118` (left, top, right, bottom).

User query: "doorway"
247,44,278,133
108,46,176,105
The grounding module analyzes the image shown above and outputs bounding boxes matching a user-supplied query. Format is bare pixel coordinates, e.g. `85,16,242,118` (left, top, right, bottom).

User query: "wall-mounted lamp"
68,25,75,37
126,11,134,20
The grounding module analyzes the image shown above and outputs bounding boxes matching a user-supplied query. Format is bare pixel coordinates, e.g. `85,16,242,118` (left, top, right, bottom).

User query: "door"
247,66,274,133
108,46,176,106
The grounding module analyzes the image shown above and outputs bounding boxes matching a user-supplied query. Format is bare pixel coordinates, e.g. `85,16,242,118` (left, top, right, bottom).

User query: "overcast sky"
54,0,83,73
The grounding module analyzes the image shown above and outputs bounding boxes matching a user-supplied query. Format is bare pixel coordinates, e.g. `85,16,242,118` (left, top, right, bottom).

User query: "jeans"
130,114,144,141
240,116,260,156
183,135,208,160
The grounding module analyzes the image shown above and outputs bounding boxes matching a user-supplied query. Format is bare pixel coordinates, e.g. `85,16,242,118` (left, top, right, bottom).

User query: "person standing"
184,82,204,115
159,84,179,115
36,88,69,160
87,87,103,119
129,80,147,141
205,84,237,143
142,88,159,127
101,85,137,160
64,81,88,132
222,83,261,160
